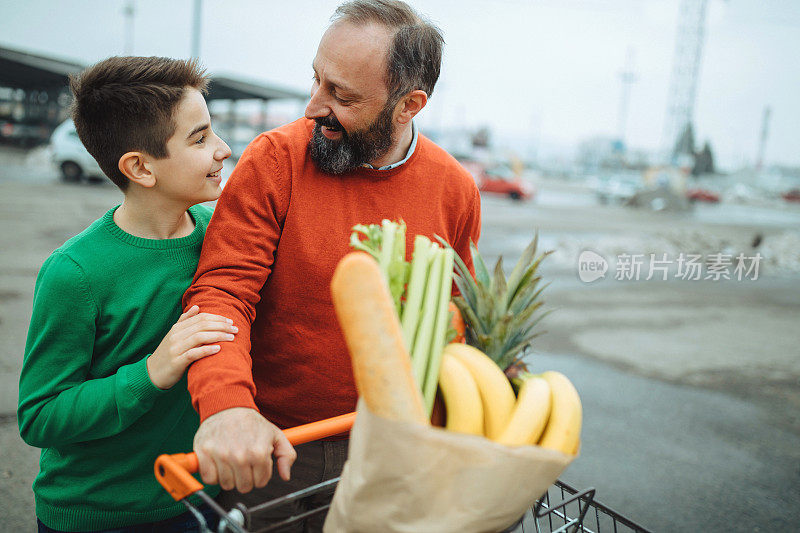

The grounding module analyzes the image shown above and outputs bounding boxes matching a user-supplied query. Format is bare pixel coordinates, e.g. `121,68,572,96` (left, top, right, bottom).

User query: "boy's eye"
195,135,206,145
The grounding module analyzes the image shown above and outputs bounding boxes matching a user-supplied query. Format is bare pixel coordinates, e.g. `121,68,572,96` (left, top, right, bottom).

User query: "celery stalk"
349,224,382,259
349,220,409,315
393,222,406,265
401,236,432,351
388,222,408,313
422,247,455,413
411,246,443,388
378,219,395,277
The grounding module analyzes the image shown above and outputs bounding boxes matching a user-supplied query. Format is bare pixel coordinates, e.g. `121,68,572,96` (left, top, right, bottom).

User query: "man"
184,0,481,528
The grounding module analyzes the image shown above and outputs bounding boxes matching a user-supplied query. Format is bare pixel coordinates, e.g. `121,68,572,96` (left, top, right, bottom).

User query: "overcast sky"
2,0,799,169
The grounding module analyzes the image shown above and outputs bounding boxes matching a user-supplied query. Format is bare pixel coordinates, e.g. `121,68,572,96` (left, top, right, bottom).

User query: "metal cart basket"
155,413,651,533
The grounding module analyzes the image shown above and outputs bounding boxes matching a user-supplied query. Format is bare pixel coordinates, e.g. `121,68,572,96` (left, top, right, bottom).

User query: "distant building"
0,45,307,150
0,46,80,146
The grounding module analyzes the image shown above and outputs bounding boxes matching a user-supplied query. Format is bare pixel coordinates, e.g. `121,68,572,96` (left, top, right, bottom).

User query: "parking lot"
1,161,799,531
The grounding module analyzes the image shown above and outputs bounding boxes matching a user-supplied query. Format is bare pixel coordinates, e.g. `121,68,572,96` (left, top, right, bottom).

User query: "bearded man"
184,1,481,529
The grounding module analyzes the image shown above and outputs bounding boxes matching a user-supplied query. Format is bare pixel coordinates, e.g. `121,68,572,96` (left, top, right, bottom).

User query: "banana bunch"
438,344,582,455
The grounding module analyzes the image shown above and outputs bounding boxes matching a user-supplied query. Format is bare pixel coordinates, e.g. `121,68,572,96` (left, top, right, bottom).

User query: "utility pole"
191,0,203,58
123,0,135,55
617,47,637,150
755,106,771,172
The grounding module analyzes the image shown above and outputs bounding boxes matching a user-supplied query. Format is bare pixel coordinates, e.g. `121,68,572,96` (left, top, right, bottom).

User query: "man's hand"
193,407,297,493
147,305,237,390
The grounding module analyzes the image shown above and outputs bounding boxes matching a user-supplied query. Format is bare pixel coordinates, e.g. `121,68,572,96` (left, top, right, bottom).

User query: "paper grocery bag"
323,400,574,533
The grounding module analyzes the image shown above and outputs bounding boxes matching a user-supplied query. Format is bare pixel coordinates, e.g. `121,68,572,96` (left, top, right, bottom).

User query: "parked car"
1,121,52,147
685,187,720,203
471,162,535,201
589,173,641,205
781,189,800,203
50,120,104,182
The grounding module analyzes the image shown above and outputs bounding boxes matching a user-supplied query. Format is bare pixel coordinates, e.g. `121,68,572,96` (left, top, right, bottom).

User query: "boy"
18,56,235,532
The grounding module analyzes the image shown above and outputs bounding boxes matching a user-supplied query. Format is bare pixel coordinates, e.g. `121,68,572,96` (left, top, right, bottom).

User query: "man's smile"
321,125,343,140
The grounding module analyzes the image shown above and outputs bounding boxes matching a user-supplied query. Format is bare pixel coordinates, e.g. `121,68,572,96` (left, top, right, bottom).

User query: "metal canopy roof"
207,75,307,102
0,45,307,102
0,45,83,89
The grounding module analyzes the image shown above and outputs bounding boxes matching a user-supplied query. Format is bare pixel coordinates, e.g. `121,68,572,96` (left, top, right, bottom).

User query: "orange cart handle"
155,411,356,501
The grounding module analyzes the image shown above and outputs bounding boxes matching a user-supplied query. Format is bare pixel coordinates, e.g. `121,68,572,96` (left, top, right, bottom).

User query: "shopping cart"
155,413,651,533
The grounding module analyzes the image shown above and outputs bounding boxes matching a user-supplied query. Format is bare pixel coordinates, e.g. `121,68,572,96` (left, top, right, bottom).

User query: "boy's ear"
394,90,428,125
118,152,156,188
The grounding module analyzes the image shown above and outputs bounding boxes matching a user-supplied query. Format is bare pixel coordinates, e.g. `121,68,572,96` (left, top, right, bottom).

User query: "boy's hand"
194,407,297,493
147,305,237,390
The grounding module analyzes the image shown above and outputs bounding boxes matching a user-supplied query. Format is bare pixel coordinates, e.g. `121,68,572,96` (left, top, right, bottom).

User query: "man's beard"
309,102,395,175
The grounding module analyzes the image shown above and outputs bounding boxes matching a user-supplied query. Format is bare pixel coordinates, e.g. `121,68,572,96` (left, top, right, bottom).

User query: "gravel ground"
1,165,798,531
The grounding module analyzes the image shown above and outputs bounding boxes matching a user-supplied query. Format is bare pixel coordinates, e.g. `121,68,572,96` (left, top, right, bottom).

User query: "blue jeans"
37,503,219,533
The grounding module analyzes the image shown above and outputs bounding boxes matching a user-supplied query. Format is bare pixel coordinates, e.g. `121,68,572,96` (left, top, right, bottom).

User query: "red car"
782,189,800,203
460,161,535,201
686,188,720,203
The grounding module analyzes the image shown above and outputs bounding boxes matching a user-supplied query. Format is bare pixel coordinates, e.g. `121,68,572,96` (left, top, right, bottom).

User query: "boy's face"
148,87,231,205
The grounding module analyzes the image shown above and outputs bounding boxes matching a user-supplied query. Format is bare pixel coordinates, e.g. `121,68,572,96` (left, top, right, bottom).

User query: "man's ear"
395,90,428,125
118,152,156,188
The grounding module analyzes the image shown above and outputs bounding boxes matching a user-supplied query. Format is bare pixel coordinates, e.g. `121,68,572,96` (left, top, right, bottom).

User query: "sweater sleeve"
184,135,290,421
17,252,168,448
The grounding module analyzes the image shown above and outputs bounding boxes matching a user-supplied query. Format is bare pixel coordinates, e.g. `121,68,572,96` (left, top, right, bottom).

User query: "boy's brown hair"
69,56,209,190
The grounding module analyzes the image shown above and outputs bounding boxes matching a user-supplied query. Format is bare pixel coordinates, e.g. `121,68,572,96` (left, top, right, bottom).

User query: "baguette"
331,252,428,425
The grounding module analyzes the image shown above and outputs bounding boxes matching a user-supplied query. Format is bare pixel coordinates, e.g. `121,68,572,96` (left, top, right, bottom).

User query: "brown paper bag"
324,400,574,533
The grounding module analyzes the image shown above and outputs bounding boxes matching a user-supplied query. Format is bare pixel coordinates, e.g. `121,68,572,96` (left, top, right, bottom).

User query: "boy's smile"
206,169,222,183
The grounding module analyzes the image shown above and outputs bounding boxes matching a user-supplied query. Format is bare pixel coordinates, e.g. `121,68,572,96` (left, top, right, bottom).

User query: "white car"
590,173,641,205
50,120,105,182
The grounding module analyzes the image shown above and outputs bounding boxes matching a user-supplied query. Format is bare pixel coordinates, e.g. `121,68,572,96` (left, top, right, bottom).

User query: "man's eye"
195,135,206,145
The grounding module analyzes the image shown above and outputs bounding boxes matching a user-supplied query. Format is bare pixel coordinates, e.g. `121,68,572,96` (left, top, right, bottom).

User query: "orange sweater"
184,118,481,428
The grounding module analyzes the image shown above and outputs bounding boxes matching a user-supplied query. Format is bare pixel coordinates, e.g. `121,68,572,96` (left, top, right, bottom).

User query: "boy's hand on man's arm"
194,407,297,493
146,305,238,390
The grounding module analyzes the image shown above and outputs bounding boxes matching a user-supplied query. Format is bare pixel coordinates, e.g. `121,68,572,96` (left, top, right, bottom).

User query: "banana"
438,351,484,435
537,371,582,455
495,375,551,446
444,343,516,439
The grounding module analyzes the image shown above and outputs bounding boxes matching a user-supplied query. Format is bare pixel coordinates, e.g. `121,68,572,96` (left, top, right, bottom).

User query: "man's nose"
304,86,330,120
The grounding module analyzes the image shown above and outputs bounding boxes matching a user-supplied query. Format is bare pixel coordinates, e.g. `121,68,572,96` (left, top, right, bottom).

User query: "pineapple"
439,234,552,375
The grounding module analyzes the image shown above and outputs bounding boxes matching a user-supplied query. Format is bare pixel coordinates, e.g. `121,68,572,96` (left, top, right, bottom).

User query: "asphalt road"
532,352,800,532
1,173,799,532
477,192,800,531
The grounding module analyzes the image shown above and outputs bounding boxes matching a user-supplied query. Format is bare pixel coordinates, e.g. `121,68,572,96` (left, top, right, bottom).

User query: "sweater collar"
361,121,418,171
102,205,207,249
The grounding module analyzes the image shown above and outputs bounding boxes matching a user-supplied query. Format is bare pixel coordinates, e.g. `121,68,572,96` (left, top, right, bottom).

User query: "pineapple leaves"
491,256,507,298
453,296,487,337
470,240,492,288
435,233,553,371
491,257,508,320
505,231,539,303
508,249,553,308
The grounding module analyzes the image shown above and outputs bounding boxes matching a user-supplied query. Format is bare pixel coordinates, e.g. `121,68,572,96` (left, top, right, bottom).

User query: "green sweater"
18,204,218,531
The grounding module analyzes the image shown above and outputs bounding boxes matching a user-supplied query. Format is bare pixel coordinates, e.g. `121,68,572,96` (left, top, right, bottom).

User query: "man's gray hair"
332,0,444,102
